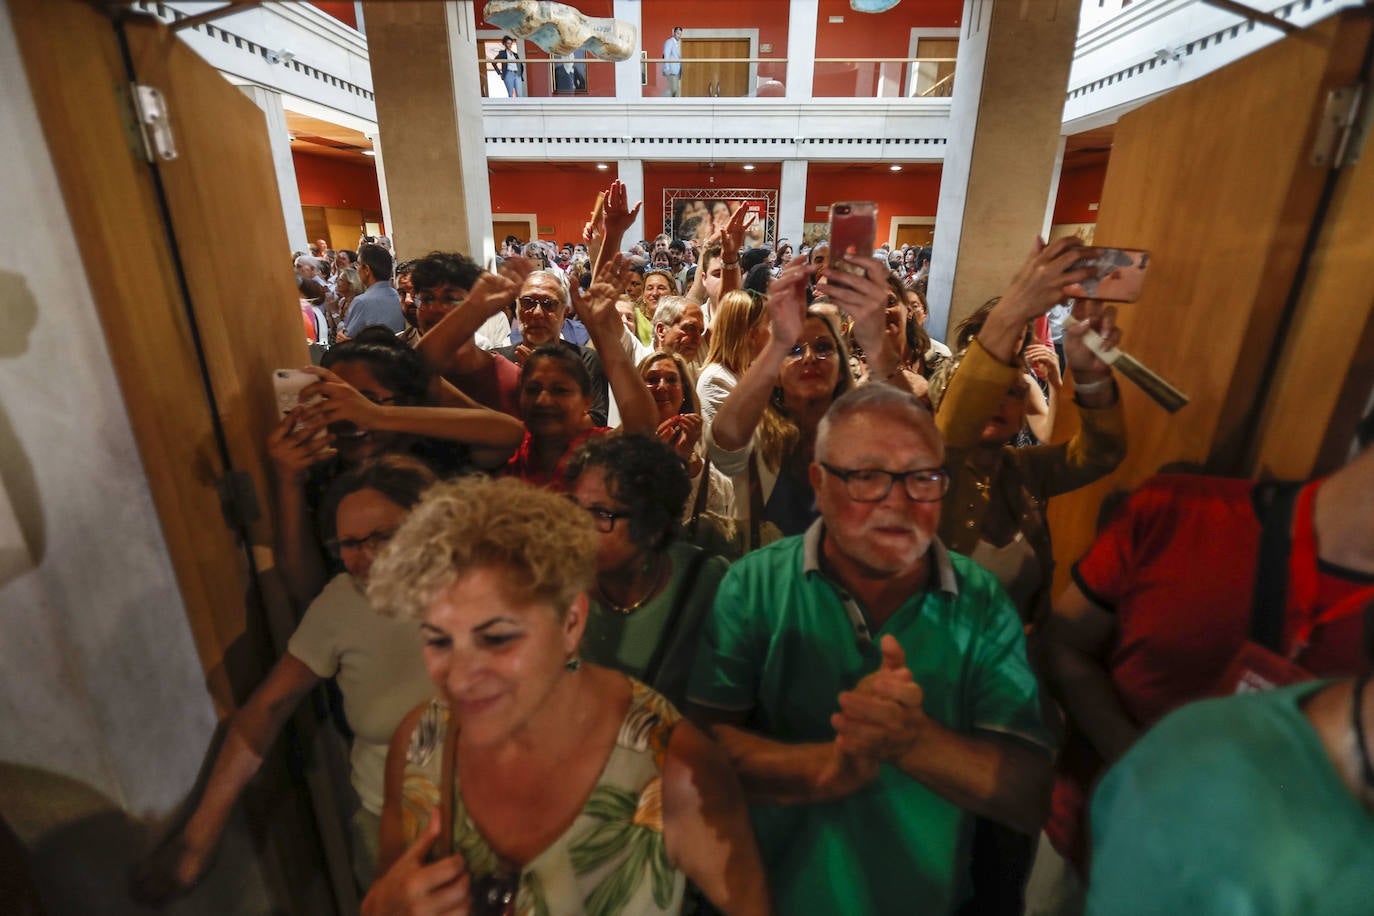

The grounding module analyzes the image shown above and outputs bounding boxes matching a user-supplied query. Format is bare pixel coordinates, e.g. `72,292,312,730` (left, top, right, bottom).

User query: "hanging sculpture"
483,1,637,61
850,0,902,11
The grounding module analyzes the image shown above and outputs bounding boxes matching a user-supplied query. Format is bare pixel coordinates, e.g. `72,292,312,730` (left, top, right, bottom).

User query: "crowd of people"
132,179,1374,915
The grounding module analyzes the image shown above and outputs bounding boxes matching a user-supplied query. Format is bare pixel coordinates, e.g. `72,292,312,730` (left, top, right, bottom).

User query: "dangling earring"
565,655,582,673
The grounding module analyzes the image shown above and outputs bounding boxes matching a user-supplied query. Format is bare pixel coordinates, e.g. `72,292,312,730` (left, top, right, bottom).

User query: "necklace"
597,553,668,615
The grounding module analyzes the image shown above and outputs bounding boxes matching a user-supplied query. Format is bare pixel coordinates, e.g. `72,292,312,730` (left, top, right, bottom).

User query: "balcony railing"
478,55,956,100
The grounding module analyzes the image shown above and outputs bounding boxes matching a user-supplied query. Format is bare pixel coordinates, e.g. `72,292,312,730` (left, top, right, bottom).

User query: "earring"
565,655,582,673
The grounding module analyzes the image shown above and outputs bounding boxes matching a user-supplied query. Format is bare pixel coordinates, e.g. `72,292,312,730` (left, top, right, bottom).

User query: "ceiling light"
596,162,609,170
362,149,376,156
743,163,756,171
889,164,902,171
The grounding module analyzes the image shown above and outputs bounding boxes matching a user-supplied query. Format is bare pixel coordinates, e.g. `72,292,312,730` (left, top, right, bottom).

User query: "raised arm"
266,410,335,609
591,179,640,280
576,254,657,435
132,655,320,903
819,253,922,397
717,206,755,299
415,256,532,375
709,256,809,451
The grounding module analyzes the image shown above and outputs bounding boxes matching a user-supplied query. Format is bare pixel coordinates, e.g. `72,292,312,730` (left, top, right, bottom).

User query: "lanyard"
1285,481,1374,660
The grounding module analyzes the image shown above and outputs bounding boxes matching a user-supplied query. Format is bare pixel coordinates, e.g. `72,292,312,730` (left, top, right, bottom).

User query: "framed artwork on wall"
663,187,777,247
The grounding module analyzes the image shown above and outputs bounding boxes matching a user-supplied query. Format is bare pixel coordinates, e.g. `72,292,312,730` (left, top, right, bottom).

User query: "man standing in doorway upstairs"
663,26,683,97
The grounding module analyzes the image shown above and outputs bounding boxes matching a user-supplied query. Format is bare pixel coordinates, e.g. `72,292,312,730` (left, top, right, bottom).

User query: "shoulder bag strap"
642,550,708,688
435,708,460,859
1249,481,1303,652
748,451,765,551
686,455,712,538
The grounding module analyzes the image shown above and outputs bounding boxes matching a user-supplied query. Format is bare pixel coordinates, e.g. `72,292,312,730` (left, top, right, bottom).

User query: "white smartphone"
272,369,318,417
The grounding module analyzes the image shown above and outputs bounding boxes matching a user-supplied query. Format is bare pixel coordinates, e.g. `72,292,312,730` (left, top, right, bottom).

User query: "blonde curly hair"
367,476,597,620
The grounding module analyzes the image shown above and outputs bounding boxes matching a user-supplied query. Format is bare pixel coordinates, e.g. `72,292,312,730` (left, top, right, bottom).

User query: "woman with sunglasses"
134,457,440,901
270,329,526,609
362,476,769,916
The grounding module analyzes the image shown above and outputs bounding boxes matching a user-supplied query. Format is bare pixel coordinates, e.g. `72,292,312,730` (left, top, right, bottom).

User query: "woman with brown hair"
694,289,770,426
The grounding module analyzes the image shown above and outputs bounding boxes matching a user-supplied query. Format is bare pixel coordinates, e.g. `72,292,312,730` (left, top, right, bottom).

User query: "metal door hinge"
1310,84,1365,168
216,469,261,535
130,83,178,162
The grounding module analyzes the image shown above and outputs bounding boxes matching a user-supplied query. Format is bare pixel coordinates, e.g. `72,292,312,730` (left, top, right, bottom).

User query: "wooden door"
911,37,957,97
494,219,532,246
682,37,750,97
895,223,935,248
1046,9,1374,589
11,0,351,910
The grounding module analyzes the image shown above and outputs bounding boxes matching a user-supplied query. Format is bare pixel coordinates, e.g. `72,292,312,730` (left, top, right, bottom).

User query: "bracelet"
1073,376,1114,395
720,260,740,269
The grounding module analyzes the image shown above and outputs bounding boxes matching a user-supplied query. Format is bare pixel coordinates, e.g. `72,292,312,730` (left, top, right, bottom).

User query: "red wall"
813,0,962,96
481,1,616,98
489,165,619,244
292,150,382,210
309,2,357,29
804,168,943,231
1053,163,1107,224
641,1,791,91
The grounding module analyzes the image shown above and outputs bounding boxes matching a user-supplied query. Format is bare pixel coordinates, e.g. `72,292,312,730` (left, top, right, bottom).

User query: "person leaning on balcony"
663,26,683,97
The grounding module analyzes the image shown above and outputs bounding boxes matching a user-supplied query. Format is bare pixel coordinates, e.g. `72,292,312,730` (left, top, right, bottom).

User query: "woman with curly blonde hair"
362,476,768,916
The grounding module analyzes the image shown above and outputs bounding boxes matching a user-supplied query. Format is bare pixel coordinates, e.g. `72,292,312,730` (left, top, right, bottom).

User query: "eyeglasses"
518,295,562,313
820,463,949,503
785,340,837,361
325,528,398,556
414,292,465,309
567,496,631,533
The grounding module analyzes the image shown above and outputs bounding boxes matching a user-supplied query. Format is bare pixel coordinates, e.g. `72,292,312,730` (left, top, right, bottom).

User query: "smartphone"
272,368,318,417
827,202,878,278
1067,246,1151,302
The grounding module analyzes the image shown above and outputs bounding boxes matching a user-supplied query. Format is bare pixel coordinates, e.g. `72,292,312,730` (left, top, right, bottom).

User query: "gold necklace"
598,554,668,615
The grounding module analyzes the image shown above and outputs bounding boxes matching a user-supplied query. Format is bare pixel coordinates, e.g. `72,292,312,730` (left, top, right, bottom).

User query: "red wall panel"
804,168,943,238
309,2,356,29
292,150,382,210
489,165,619,244
813,0,962,96
1053,163,1107,225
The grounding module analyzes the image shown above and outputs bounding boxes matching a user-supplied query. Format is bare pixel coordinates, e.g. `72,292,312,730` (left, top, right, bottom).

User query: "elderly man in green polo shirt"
687,382,1053,915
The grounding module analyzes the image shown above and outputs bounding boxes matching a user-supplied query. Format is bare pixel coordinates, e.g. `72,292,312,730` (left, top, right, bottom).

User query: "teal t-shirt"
1090,681,1374,915
687,526,1050,916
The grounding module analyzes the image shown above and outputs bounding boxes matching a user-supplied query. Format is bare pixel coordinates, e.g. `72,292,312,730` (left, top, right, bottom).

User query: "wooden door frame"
682,28,758,96
888,215,935,247
906,28,959,98
493,212,538,244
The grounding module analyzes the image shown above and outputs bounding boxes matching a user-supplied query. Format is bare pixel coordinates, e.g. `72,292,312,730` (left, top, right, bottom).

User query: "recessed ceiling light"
362,149,376,156
596,162,609,170
889,164,902,171
743,163,756,171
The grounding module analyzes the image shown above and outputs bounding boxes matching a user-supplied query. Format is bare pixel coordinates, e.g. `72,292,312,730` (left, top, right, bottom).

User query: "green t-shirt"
582,540,728,709
1090,681,1374,915
687,522,1050,916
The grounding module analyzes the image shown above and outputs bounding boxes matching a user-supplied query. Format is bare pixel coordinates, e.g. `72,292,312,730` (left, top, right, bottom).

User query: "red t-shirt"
1048,474,1372,870
502,427,609,489
448,352,522,419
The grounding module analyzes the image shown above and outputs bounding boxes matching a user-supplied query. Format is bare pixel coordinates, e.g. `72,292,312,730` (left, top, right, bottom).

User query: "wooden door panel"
1046,11,1373,588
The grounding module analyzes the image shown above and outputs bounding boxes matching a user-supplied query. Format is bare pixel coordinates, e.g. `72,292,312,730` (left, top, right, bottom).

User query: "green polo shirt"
687,520,1050,916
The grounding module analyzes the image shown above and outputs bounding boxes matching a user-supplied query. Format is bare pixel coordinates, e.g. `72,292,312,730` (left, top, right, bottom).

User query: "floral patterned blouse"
398,680,685,916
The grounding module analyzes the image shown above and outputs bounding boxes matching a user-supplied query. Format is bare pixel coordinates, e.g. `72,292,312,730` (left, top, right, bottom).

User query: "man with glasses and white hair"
495,269,610,426
687,382,1052,916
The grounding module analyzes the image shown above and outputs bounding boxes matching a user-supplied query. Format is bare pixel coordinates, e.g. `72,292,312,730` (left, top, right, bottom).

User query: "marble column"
926,0,1081,340
612,0,643,100
363,0,494,263
238,84,309,251
779,160,809,249
784,0,819,99
616,158,646,243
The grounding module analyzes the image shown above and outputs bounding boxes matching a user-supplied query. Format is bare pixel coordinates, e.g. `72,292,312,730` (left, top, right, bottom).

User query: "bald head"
816,383,943,465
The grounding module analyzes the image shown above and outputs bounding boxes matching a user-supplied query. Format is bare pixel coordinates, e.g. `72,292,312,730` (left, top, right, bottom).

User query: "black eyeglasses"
785,341,837,361
518,295,561,313
566,496,631,533
414,292,465,309
325,528,398,556
820,463,949,503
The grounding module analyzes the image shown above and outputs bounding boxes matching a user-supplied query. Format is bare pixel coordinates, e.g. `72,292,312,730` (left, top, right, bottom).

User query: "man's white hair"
815,383,943,464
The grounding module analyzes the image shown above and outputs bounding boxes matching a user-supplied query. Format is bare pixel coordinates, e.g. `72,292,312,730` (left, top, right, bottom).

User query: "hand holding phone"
1067,246,1151,302
827,202,878,278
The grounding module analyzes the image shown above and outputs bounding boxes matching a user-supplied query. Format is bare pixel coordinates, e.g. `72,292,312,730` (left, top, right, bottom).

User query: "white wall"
0,2,269,910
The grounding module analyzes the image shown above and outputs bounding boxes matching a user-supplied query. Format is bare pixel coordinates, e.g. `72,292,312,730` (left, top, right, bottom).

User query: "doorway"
681,30,756,97
907,30,958,98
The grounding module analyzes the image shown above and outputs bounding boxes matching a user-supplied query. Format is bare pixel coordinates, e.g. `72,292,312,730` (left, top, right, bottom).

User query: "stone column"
237,85,308,251
779,160,808,249
363,0,494,263
617,158,646,243
785,0,819,99
1042,134,1068,240
926,0,1080,340
612,0,642,100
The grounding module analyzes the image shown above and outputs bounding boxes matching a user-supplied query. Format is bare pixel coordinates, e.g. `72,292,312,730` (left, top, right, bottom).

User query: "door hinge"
216,469,261,535
129,83,179,163
1310,83,1365,168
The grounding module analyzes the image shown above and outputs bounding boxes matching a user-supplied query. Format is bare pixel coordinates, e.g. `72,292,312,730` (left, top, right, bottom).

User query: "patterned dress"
398,680,686,916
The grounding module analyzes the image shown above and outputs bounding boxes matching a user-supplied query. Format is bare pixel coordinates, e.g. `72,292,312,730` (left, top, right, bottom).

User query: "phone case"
1068,247,1151,302
828,202,878,277
272,369,317,416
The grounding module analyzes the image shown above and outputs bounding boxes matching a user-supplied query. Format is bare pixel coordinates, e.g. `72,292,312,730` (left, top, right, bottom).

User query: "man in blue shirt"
663,26,682,97
341,244,404,338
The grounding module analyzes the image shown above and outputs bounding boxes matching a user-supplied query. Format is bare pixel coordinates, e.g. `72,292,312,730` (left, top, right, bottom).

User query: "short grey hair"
523,269,571,310
815,383,943,463
652,295,694,329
